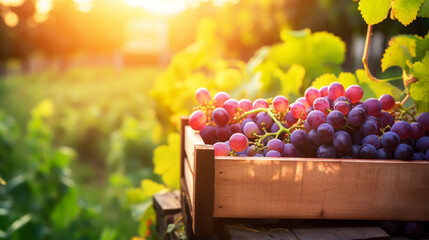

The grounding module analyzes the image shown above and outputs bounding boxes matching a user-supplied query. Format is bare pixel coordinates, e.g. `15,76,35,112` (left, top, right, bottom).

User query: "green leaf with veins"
392,0,425,26
381,35,420,73
153,133,180,189
355,69,402,100
415,32,429,61
358,0,391,25
409,52,429,114
418,0,429,17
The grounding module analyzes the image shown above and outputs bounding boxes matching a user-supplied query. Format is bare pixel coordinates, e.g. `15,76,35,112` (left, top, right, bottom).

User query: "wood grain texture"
213,156,429,221
184,126,204,174
227,225,297,240
184,157,195,208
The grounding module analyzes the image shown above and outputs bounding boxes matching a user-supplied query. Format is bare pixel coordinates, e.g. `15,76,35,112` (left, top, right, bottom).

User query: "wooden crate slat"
184,156,195,208
213,157,429,220
153,190,181,215
184,126,204,174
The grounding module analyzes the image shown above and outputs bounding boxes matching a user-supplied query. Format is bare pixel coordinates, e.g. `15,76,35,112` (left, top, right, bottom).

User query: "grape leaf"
418,0,429,17
355,69,402,100
416,32,429,61
311,72,359,90
358,0,391,25
50,188,79,228
153,133,180,189
391,0,425,26
279,64,305,101
409,52,429,114
381,35,419,72
269,29,345,88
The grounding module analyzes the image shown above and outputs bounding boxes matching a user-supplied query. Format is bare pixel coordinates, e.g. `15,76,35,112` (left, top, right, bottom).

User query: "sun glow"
123,0,187,15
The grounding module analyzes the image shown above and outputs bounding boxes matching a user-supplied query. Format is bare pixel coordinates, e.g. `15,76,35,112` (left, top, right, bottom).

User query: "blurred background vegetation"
0,0,427,239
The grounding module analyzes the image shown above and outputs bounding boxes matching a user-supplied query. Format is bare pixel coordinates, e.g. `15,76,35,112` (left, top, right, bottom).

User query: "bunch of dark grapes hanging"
189,83,429,160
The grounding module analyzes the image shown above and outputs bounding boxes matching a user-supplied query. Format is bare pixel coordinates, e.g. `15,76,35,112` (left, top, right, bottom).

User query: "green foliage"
410,53,429,113
358,0,428,25
379,33,429,112
153,134,181,190
358,0,391,25
265,28,345,92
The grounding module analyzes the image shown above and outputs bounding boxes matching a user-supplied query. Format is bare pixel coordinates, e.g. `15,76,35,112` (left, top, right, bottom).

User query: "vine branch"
362,24,382,82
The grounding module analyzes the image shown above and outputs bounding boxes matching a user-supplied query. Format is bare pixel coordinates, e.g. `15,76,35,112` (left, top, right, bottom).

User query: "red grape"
213,91,230,108
189,110,207,130
195,87,211,105
305,87,321,105
273,95,289,113
345,85,363,103
378,94,395,110
328,82,345,101
229,133,249,152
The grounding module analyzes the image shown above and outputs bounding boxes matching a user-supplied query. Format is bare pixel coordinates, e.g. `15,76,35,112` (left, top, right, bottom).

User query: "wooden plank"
213,157,429,220
184,126,205,174
184,156,195,208
153,190,181,215
180,117,189,180
193,144,215,237
291,226,389,240
227,225,297,240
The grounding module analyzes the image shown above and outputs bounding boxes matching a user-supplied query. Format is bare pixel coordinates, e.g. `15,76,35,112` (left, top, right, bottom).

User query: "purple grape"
381,131,400,151
247,145,258,156
360,120,378,136
230,123,242,134
413,152,426,160
317,123,335,143
213,142,230,156
328,82,345,101
351,145,361,158
243,122,259,138
333,101,350,115
379,111,394,128
378,94,395,110
403,222,424,239
426,149,429,160
229,133,249,152
319,86,328,97
323,96,334,109
363,98,382,116
391,121,412,139
255,112,274,130
332,131,352,155
216,125,231,141
416,136,429,153
223,99,239,118
317,144,336,158
352,103,368,114
352,130,363,145
266,150,282,157
313,97,331,115
366,116,382,132
362,135,381,149
417,112,429,131
300,141,318,157
254,154,265,157
305,87,321,105
212,108,229,126
380,221,399,236
267,139,284,152
285,111,298,125
326,110,346,130
282,143,297,157
304,120,312,131
359,144,377,159
308,129,322,146
307,110,326,129
377,148,393,159
290,130,307,147
345,85,363,103
213,91,230,107
410,122,425,140
347,108,367,127
394,143,414,160
200,125,216,144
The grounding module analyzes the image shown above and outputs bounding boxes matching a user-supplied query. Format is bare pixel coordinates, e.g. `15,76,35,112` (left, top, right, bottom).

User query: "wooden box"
180,118,429,237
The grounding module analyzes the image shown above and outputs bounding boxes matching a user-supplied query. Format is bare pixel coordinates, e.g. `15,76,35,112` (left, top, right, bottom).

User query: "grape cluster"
189,84,429,160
